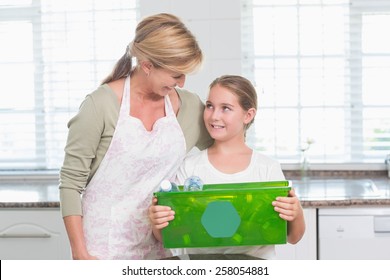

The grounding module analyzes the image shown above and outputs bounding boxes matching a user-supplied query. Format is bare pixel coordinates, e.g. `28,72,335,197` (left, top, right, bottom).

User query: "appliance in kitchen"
317,179,390,260
319,207,390,259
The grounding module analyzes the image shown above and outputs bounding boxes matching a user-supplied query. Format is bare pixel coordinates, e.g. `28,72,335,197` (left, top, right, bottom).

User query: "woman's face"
148,66,186,96
204,84,250,142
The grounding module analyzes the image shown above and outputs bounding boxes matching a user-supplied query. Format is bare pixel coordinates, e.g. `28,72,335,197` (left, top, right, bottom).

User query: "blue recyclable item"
183,176,204,191
159,180,180,192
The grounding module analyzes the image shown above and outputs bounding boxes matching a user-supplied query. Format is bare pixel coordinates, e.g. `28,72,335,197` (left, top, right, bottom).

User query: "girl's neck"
207,141,253,174
208,138,251,155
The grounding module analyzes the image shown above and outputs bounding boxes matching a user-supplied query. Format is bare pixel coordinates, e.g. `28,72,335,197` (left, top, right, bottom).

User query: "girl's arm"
272,188,306,244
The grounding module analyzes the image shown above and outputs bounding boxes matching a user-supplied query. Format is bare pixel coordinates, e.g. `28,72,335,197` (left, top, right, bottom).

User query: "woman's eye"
206,103,213,109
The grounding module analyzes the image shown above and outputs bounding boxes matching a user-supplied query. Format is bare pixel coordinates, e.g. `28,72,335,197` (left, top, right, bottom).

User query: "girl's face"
148,66,186,96
204,84,253,142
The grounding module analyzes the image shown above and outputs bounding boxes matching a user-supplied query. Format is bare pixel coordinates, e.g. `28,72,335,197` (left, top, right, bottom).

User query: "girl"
149,75,305,259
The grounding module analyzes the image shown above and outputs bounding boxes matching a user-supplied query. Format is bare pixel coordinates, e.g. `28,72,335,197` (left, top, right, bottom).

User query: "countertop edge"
2,200,390,209
0,202,60,208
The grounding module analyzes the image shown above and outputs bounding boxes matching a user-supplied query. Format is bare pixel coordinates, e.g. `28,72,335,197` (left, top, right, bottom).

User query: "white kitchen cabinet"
275,208,317,260
0,208,71,260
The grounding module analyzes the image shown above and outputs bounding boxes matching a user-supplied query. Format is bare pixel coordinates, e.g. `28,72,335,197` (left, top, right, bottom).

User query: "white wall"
140,0,242,101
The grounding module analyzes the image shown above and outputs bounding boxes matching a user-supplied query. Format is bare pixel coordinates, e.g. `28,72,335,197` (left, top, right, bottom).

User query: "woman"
59,13,212,260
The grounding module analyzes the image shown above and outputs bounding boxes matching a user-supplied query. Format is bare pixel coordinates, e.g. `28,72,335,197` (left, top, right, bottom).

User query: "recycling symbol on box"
201,201,241,238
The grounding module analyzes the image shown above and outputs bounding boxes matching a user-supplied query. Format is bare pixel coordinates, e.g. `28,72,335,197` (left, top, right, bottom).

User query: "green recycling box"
154,180,291,248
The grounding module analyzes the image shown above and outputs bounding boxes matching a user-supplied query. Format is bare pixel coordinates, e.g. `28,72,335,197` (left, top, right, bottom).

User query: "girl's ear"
244,108,257,125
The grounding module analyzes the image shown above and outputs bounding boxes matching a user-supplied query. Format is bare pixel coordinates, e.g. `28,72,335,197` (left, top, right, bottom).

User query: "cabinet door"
0,209,71,260
275,208,317,260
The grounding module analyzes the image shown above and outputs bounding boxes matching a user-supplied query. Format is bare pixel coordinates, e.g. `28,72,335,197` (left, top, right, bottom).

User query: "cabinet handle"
0,233,51,238
374,216,390,233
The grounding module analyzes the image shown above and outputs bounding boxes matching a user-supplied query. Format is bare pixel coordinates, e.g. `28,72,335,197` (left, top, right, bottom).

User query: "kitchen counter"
293,177,390,207
1,176,390,208
0,181,60,208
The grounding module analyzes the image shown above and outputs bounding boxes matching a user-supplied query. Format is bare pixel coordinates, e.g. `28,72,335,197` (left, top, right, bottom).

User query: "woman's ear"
140,61,153,76
244,108,257,125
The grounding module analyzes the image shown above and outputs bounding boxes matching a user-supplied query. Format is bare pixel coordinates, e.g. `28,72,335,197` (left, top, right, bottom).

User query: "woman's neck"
130,68,163,102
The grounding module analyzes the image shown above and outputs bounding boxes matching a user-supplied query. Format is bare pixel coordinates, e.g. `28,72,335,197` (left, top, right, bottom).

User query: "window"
243,0,390,165
0,0,138,170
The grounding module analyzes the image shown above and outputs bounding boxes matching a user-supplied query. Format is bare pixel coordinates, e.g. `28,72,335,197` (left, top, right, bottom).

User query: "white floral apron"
82,76,186,259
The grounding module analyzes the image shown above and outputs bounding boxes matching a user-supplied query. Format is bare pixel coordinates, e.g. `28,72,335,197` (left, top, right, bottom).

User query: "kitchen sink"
293,179,380,199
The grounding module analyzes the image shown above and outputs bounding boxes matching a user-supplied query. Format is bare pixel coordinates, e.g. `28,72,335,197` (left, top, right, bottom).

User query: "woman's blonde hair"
209,75,258,131
102,13,203,84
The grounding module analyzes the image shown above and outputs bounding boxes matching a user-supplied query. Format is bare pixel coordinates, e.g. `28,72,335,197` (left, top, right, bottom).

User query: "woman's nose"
176,75,186,88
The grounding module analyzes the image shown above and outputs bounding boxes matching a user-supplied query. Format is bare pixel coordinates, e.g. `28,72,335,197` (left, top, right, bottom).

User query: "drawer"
0,209,71,260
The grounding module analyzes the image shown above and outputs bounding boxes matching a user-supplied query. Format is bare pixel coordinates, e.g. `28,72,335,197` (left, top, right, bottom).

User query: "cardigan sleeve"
176,89,213,152
59,83,122,218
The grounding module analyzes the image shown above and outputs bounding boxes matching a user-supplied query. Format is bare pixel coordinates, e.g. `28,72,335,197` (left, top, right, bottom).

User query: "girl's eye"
206,103,213,109
222,106,231,111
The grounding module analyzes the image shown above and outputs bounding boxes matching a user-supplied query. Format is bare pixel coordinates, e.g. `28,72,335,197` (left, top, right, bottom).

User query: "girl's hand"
272,188,303,222
148,197,175,230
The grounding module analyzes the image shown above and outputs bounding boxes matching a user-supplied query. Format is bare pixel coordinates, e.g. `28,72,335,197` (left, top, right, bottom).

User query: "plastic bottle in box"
159,180,180,192
183,176,204,191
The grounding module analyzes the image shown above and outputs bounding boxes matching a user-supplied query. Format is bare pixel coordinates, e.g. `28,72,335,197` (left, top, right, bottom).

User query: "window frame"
0,1,139,174
0,3,47,169
243,0,390,171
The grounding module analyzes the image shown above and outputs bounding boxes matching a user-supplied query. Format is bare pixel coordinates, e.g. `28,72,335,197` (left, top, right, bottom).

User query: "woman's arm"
63,215,97,259
60,87,117,258
176,89,213,152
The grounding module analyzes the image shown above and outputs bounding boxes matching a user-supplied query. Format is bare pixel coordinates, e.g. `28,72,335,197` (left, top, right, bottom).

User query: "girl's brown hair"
209,75,258,131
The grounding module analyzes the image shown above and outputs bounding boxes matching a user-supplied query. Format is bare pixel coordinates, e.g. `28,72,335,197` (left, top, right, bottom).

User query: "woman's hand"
73,251,99,260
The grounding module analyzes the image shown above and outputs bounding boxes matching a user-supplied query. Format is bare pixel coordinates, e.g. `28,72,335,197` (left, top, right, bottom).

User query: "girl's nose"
210,108,221,120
